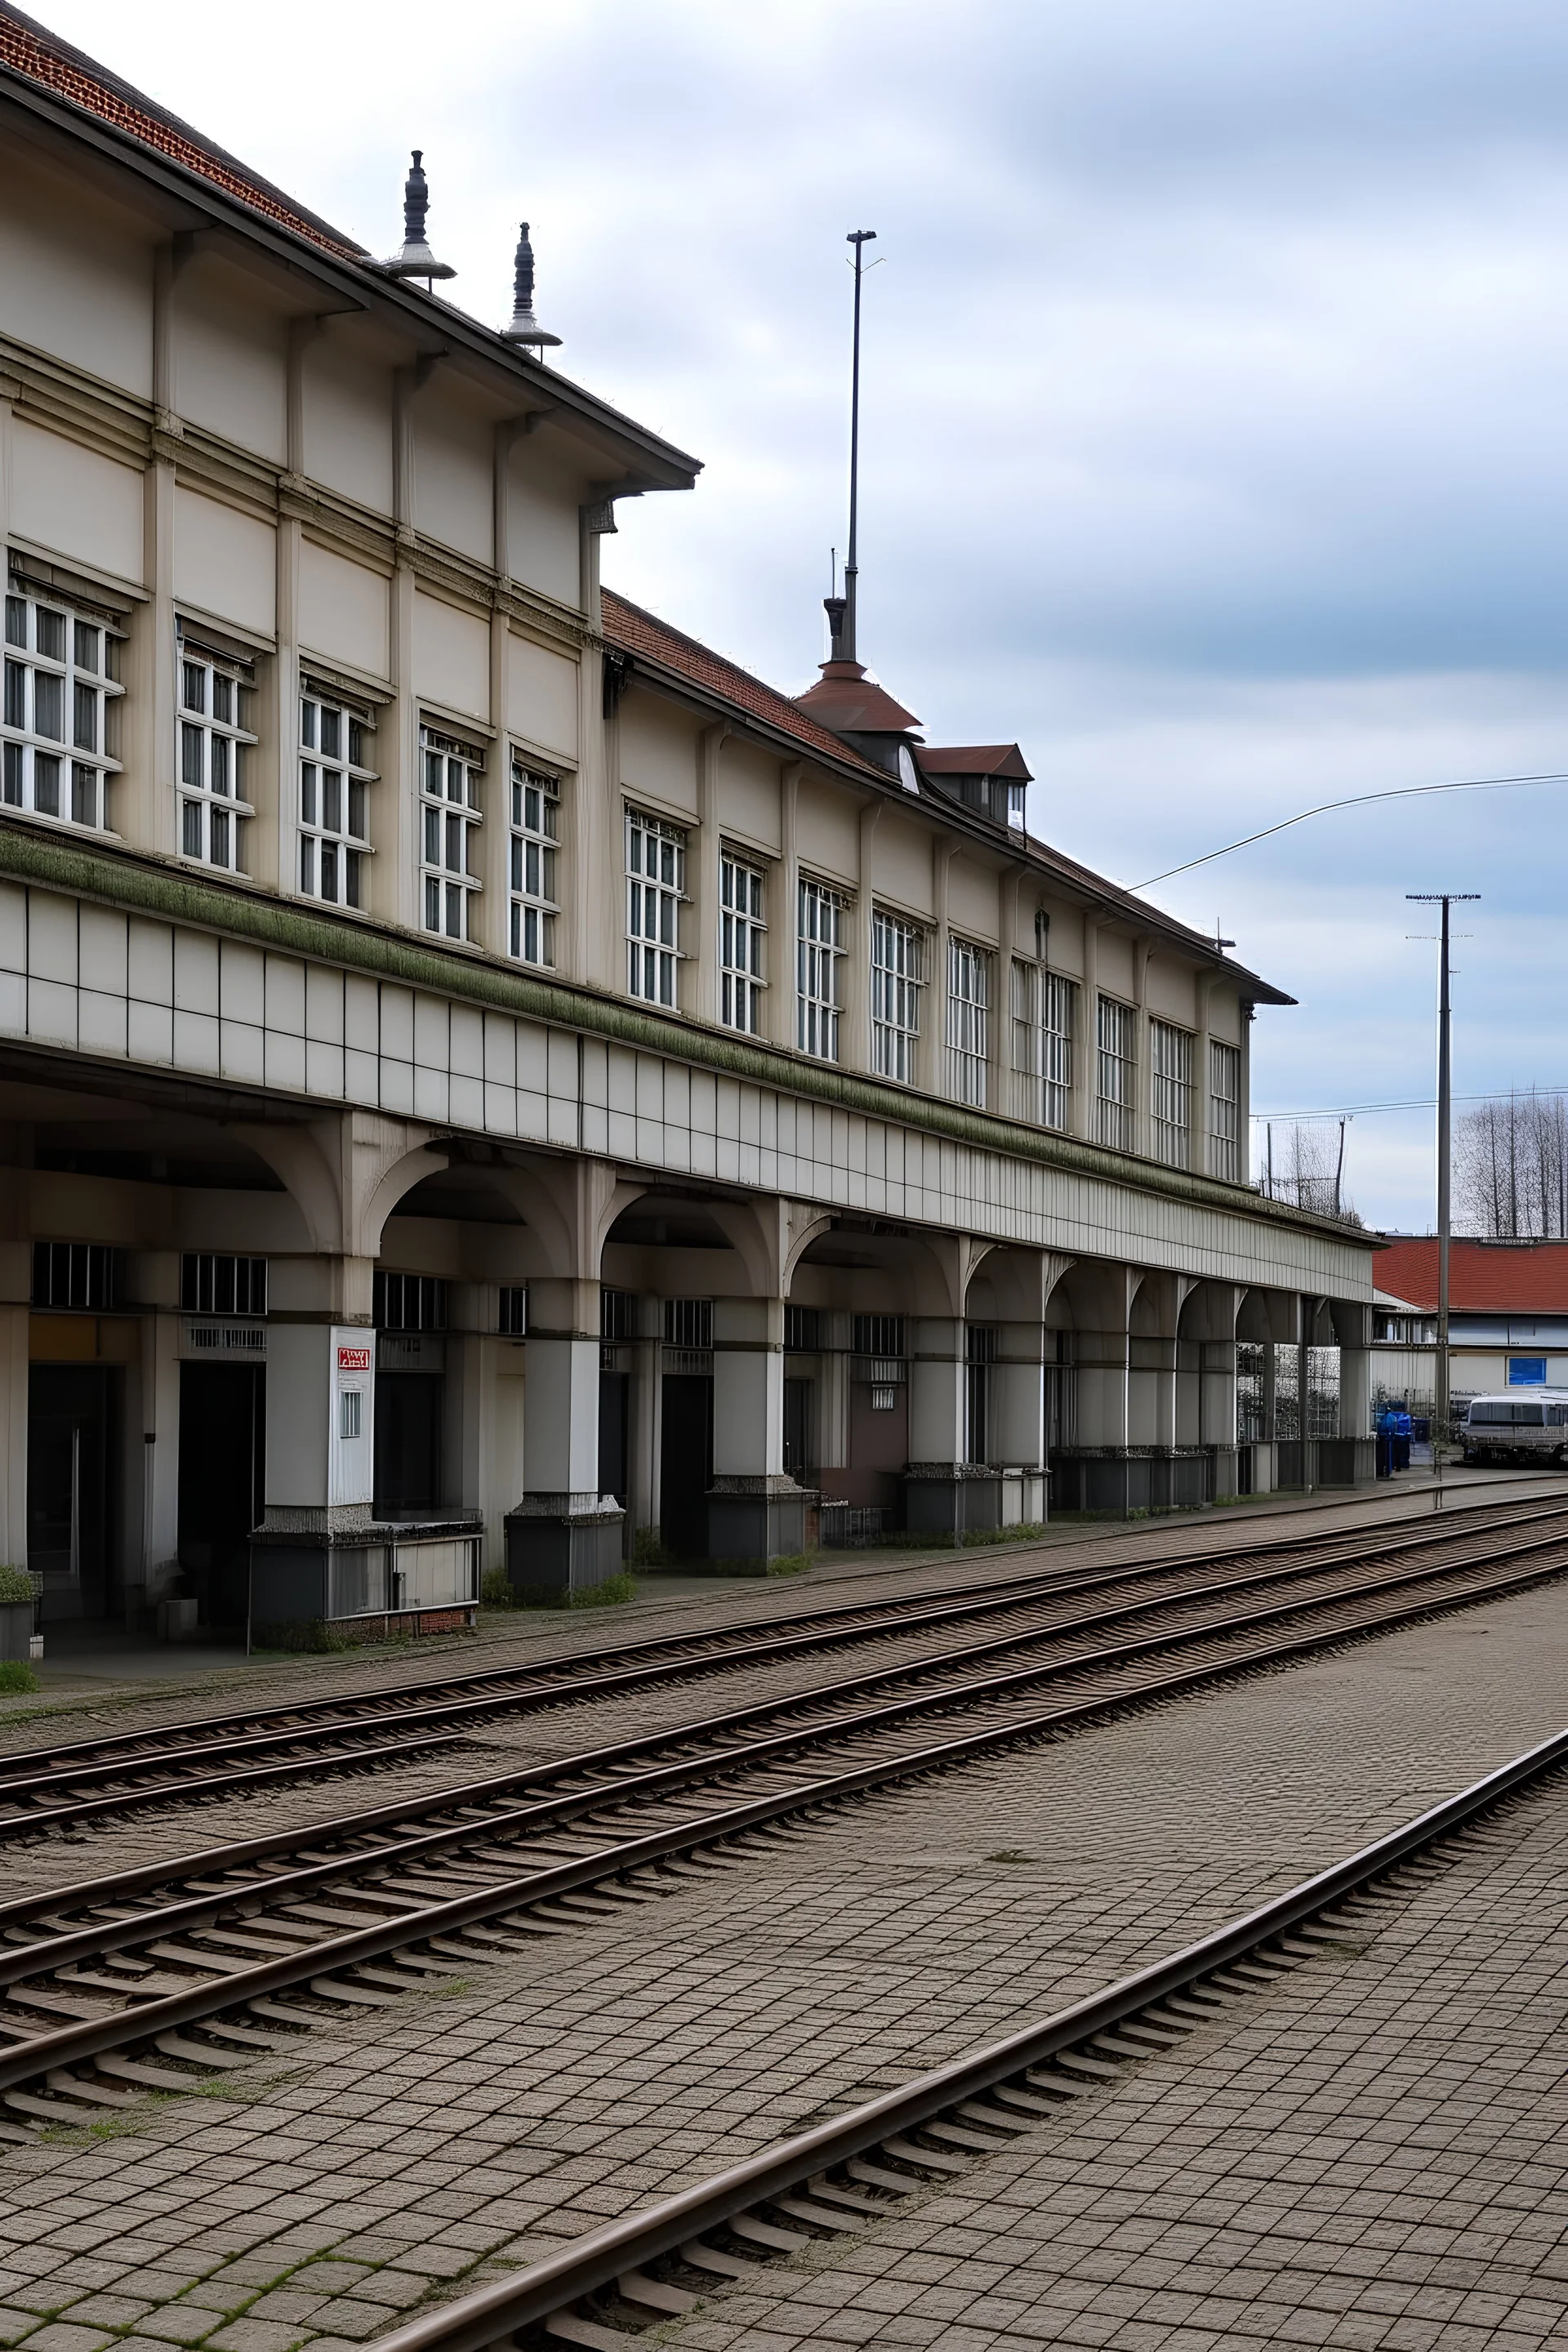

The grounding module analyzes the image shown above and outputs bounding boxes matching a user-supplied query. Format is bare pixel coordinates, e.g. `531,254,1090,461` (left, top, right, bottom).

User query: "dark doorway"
599,1370,630,1506
659,1373,712,1560
178,1363,264,1629
28,1365,118,1622
375,1374,443,1516
783,1377,813,1481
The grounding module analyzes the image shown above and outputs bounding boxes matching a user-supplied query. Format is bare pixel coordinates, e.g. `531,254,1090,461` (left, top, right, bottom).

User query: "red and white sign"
336,1346,372,1374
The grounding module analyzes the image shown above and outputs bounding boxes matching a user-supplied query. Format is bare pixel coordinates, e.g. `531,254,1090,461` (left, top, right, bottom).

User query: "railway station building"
0,6,1379,1641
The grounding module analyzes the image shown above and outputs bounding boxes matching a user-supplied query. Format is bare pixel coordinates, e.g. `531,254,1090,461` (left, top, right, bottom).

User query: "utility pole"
1407,893,1480,1492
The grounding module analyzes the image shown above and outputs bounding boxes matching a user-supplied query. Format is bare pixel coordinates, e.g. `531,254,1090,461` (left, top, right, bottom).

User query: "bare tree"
1456,1089,1568,1236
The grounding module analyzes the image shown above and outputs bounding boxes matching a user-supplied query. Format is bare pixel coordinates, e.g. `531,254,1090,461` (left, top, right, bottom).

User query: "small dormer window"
1007,782,1027,831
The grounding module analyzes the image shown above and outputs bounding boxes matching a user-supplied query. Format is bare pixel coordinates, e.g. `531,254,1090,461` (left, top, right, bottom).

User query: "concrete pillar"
707,1295,809,1561
506,1275,622,1602
630,1294,661,1545
906,1315,994,1540
991,1319,1047,1526
817,1308,851,1475
249,1311,376,1635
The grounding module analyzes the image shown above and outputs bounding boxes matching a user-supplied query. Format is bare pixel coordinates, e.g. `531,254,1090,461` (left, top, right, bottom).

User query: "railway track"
6,1489,1568,1838
352,1726,1568,2352
0,1496,1562,2132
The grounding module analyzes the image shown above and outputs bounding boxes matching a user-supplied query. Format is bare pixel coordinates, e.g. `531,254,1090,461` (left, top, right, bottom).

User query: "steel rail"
4,1492,1565,1835
357,1722,1568,2352
7,1488,1561,1793
4,1499,1565,1867
0,1528,1564,2115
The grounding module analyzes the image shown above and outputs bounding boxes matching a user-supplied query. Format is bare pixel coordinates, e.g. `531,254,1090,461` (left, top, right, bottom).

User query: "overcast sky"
38,0,1568,1231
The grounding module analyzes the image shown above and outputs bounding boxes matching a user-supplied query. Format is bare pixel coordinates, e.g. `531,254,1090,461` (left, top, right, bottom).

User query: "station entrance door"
27,1365,119,1622
659,1373,712,1561
177,1362,265,1631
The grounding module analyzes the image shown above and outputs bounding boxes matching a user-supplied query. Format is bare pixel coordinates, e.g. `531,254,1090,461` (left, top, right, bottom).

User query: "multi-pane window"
796,876,844,1061
420,726,483,942
178,647,254,872
509,758,559,966
626,807,685,1007
32,1242,119,1309
662,1297,713,1348
601,1289,637,1343
1209,1040,1241,1182
374,1272,448,1330
497,1285,528,1336
719,851,765,1033
965,1325,997,1464
871,910,924,1084
1150,1019,1193,1169
180,1254,267,1316
300,688,374,910
1010,962,1074,1129
2,590,119,831
946,938,991,1108
1095,996,1135,1152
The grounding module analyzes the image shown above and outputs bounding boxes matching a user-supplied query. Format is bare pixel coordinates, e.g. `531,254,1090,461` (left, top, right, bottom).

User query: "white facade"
0,16,1379,1629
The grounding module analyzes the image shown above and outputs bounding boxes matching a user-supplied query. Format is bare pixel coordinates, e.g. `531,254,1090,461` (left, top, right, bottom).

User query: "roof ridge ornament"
502,221,562,350
383,149,456,284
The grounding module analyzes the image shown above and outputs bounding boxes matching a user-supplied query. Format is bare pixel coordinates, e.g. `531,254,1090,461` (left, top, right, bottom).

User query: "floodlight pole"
1407,891,1480,1490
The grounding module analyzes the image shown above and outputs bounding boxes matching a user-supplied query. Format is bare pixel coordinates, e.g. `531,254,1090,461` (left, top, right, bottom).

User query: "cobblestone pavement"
0,1576,1562,2352
667,1770,1568,2352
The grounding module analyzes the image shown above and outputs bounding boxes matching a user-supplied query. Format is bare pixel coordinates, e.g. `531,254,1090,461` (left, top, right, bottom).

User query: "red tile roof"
601,590,885,777
920,744,1032,781
0,2,362,258
1374,1237,1568,1313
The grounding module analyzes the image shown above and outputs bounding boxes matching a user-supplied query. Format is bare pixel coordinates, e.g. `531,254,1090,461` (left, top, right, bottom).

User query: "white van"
1460,1391,1568,1465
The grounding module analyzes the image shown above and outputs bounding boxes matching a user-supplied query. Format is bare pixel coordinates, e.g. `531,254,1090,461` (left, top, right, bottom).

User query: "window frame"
1095,995,1136,1152
1149,1018,1193,1169
945,936,991,1108
719,846,766,1034
871,907,924,1085
1010,961,1075,1129
300,682,376,911
625,804,686,1009
1209,1039,1241,1182
419,724,484,944
177,637,256,875
509,754,561,968
2,582,122,835
796,874,845,1062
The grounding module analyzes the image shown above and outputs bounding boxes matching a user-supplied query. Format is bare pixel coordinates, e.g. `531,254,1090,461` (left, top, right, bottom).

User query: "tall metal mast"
1407,890,1480,1446
825,230,876,666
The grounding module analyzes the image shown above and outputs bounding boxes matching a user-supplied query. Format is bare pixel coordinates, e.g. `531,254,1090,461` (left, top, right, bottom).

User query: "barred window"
851,1314,906,1357
510,758,559,967
178,646,255,874
719,851,766,1033
626,807,685,1007
662,1297,712,1348
32,1242,119,1310
871,910,923,1084
1209,1040,1241,1183
946,938,991,1108
1010,962,1073,1129
497,1285,528,1336
1095,996,1135,1152
1150,1018,1193,1169
374,1272,448,1331
601,1288,637,1343
796,876,844,1062
421,726,483,942
2,588,120,831
180,1254,267,1316
785,1305,822,1351
300,688,374,910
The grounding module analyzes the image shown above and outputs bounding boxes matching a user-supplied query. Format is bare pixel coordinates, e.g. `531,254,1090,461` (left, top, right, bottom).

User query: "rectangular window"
965,1325,997,1464
339,1389,363,1441
871,910,923,1084
300,688,374,911
373,1272,448,1331
600,1289,637,1343
420,726,483,943
851,1314,906,1361
1209,1040,1241,1182
1095,996,1135,1152
662,1297,713,1348
2,588,120,831
32,1241,119,1310
796,876,844,1062
946,938,991,1107
180,1254,268,1316
177,644,255,874
719,850,766,1033
625,806,685,1007
508,757,560,967
784,1305,822,1351
497,1285,528,1336
1150,1018,1193,1169
1010,962,1075,1129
